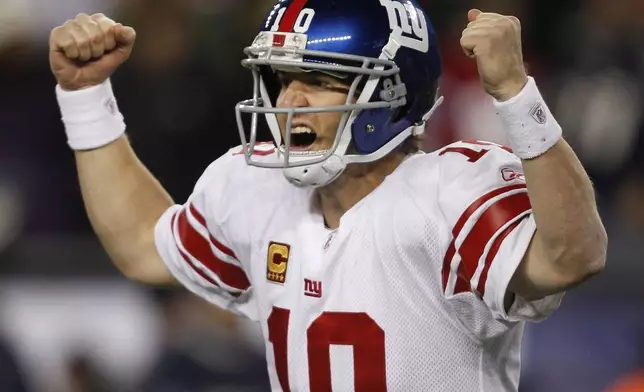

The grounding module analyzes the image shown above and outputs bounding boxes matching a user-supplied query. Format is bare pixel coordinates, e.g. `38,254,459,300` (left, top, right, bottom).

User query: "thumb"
113,24,136,46
468,9,482,22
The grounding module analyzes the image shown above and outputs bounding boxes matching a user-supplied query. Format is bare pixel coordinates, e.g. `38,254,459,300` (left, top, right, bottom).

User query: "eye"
310,78,332,88
310,77,342,91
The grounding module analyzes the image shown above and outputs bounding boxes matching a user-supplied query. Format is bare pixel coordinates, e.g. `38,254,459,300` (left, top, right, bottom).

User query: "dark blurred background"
0,0,643,391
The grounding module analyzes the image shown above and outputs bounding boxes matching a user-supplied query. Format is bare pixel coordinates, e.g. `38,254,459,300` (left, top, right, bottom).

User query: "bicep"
122,248,178,286
129,223,179,286
509,230,577,301
105,212,178,286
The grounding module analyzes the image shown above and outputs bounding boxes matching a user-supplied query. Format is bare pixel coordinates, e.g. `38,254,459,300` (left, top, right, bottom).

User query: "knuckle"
99,19,116,29
511,18,521,31
60,38,76,49
491,21,506,35
88,23,104,41
66,20,84,33
91,33,104,45
76,35,89,47
50,26,62,38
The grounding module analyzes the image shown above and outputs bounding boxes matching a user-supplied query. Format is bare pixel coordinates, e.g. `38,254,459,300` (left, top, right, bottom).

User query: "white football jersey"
154,140,563,392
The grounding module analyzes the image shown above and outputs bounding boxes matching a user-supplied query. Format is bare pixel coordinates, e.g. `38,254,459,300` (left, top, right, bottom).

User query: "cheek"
275,92,288,125
318,111,345,134
275,91,286,108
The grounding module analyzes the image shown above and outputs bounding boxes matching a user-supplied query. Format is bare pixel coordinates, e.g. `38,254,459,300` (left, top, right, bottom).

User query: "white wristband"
493,77,562,160
56,79,126,151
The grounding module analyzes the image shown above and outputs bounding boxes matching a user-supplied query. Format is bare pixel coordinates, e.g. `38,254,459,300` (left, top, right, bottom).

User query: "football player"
49,1,606,390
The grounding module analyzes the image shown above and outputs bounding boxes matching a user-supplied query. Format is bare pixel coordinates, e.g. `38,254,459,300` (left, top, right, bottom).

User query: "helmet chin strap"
282,95,444,188
282,153,346,188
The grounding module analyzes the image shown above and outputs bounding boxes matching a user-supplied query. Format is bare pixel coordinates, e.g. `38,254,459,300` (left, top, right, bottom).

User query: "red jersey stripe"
475,217,525,297
442,184,527,292
453,274,471,296
177,208,251,291
189,204,239,261
279,0,308,32
171,212,241,297
177,251,242,298
453,192,531,295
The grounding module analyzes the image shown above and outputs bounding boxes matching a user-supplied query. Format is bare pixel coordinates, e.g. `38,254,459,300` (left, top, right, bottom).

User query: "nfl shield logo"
529,102,547,124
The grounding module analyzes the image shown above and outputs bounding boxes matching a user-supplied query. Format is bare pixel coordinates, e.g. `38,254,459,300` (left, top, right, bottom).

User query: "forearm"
76,135,174,279
522,139,607,279
494,78,607,299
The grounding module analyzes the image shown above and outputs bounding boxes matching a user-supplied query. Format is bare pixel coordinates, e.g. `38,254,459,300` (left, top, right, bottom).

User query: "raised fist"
49,13,136,91
460,9,528,101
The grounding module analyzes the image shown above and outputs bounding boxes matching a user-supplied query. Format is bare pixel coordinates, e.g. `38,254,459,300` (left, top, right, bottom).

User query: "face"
275,71,352,152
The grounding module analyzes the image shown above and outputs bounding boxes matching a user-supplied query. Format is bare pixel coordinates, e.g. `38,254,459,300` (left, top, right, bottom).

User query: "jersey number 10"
267,306,387,391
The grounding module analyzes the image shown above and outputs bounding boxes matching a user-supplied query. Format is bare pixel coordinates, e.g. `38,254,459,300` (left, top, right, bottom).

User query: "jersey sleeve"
154,149,258,321
437,141,563,322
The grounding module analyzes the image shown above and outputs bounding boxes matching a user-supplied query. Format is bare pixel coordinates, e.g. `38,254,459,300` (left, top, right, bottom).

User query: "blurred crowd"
0,0,643,391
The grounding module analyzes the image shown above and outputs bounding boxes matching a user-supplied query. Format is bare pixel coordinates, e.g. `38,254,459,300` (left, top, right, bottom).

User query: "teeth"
292,126,315,134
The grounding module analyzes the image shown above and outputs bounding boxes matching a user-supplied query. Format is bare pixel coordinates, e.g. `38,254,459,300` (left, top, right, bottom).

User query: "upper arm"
152,150,258,320
105,203,177,286
117,222,178,286
438,141,563,321
509,229,585,302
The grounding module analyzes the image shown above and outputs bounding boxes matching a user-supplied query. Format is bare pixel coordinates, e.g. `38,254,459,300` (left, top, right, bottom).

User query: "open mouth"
290,126,318,150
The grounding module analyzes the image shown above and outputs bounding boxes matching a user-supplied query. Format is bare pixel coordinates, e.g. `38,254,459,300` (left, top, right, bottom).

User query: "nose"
278,79,310,108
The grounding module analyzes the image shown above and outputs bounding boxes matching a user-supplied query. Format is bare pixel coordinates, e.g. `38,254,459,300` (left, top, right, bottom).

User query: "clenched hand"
49,13,136,91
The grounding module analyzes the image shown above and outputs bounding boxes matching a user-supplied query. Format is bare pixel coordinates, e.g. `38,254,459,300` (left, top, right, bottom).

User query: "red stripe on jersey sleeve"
453,272,470,295
442,184,527,291
189,204,239,261
475,217,525,297
279,0,308,32
176,208,251,291
177,250,242,299
171,212,241,297
453,192,531,295
443,244,475,294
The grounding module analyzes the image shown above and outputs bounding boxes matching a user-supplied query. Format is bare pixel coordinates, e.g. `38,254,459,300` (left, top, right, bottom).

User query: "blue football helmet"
235,0,443,187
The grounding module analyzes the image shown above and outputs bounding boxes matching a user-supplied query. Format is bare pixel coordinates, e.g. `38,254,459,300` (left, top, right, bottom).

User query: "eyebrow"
283,72,351,93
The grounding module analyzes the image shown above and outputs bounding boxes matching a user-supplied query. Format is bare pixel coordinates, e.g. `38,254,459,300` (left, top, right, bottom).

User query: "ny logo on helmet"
379,0,429,53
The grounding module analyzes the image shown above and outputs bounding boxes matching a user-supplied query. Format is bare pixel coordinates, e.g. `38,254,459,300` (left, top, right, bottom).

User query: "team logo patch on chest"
303,278,322,298
267,242,291,284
